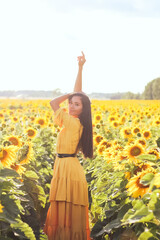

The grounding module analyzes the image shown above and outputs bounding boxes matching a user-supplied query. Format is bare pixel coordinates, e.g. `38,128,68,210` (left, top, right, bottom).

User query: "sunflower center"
96,116,101,120
113,122,118,127
38,119,45,125
144,132,150,137
110,117,115,121
130,146,142,156
125,130,131,135
139,140,146,146
27,130,35,136
9,137,19,146
134,128,140,133
95,136,103,144
13,117,18,121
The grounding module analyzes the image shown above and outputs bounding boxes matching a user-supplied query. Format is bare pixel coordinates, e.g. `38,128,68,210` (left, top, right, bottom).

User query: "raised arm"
74,51,86,92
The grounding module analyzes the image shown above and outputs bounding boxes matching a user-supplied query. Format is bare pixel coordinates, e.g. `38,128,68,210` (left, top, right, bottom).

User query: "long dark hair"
68,92,93,159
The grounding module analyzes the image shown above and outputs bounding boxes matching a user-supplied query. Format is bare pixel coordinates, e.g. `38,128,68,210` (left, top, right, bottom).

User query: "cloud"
48,0,160,18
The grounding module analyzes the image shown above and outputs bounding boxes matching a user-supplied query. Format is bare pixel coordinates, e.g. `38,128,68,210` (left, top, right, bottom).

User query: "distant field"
1,99,160,239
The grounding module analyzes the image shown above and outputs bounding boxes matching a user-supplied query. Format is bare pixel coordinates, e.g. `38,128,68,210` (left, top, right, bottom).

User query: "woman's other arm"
50,93,70,112
74,51,86,92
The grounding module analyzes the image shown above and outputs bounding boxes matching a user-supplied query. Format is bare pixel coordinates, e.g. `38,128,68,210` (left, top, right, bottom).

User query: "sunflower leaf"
24,170,39,180
138,231,153,240
0,168,20,178
11,218,36,240
140,173,155,186
137,154,157,161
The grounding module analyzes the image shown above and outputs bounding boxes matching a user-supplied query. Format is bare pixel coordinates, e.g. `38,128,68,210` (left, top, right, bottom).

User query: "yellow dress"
44,108,91,240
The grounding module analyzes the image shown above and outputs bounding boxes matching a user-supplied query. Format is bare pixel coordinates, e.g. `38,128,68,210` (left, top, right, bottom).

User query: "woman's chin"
69,112,78,118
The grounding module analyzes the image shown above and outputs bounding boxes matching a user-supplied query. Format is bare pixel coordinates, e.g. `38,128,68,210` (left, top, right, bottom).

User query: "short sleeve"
54,108,79,128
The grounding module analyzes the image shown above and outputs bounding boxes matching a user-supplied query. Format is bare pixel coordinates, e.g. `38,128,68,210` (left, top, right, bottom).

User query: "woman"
43,52,93,240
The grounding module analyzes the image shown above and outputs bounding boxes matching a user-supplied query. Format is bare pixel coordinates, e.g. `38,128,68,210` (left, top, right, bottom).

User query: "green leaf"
140,212,154,222
3,195,20,218
148,192,158,211
138,231,153,240
11,219,36,240
37,185,46,207
123,203,150,224
140,173,155,186
0,168,20,178
137,154,157,161
132,199,143,210
96,218,122,235
25,170,39,180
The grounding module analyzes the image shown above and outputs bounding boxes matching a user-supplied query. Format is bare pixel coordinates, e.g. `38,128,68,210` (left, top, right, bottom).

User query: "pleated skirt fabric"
43,201,91,240
43,156,91,240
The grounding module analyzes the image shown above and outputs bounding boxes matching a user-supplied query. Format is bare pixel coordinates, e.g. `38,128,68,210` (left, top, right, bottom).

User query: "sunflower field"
0,99,160,240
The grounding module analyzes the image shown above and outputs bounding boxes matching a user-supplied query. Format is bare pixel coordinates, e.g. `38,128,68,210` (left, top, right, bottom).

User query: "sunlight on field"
1,98,160,239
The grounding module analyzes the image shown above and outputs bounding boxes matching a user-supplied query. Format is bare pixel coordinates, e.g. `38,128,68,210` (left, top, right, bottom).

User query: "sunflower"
100,140,112,149
132,127,141,135
0,112,4,119
134,162,154,175
25,128,37,139
94,135,103,146
95,123,101,129
153,119,160,126
11,116,19,123
115,152,128,161
147,149,160,159
120,116,126,124
97,145,105,155
9,127,15,132
108,116,117,122
126,171,151,198
6,135,21,147
136,138,146,148
111,121,119,128
0,203,4,213
121,127,132,139
94,113,102,123
143,130,151,140
29,116,35,122
0,145,17,167
35,117,47,127
126,144,144,160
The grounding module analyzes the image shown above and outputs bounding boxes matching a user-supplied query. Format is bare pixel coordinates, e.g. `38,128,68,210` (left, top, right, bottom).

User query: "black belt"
57,153,76,158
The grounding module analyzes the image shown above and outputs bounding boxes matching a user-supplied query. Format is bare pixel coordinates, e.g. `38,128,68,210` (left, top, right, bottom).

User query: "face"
68,96,83,117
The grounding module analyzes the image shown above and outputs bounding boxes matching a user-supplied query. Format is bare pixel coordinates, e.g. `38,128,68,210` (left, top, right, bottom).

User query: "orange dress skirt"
43,108,91,240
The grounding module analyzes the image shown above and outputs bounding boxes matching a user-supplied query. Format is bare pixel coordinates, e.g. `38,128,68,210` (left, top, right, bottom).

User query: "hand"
77,51,86,68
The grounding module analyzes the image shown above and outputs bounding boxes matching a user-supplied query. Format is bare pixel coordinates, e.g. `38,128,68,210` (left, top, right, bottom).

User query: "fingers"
81,51,85,57
77,51,86,67
77,51,85,59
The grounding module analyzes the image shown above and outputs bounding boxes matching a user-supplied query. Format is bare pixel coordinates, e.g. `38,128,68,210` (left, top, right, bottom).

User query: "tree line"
122,77,160,100
0,78,160,99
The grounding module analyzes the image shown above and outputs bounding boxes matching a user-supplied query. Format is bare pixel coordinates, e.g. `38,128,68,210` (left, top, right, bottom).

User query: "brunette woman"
43,52,93,240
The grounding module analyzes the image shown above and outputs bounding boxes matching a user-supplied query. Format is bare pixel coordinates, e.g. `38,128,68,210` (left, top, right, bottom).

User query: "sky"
0,0,160,94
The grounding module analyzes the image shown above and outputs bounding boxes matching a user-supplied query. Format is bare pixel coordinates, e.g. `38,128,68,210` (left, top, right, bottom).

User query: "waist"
57,153,76,158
